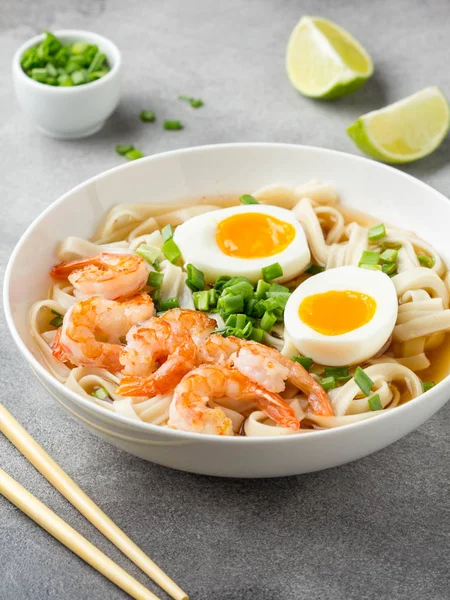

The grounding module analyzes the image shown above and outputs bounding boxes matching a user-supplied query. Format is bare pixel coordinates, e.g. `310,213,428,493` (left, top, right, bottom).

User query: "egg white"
173,204,310,283
284,266,398,366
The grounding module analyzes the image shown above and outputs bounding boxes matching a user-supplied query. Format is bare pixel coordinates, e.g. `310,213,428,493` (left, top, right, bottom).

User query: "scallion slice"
306,264,325,275
261,262,283,282
161,224,174,242
162,238,182,264
225,280,254,299
214,275,232,290
368,223,386,241
116,144,134,156
380,249,398,263
179,95,203,108
360,264,382,271
239,194,259,205
164,120,183,130
255,279,270,299
323,366,350,381
422,381,436,392
417,255,434,269
218,294,244,315
260,311,277,332
381,241,402,252
354,366,374,396
208,288,218,306
250,327,264,342
140,110,155,122
359,250,380,266
292,356,313,371
136,244,161,265
381,263,397,276
49,316,63,328
92,386,110,400
320,376,336,391
159,297,179,311
125,149,143,161
193,290,210,311
186,263,205,291
147,271,164,288
368,393,382,411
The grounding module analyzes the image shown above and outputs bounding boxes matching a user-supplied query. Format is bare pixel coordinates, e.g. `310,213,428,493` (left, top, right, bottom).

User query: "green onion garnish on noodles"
186,263,205,291
225,280,254,300
162,238,181,264
306,264,325,275
193,290,210,311
323,366,350,381
91,386,110,400
179,95,204,108
260,311,277,332
250,327,264,342
159,297,179,311
255,279,271,298
239,194,259,205
360,264,382,271
417,255,435,269
161,224,174,242
140,110,156,122
354,366,374,396
214,275,232,290
381,241,402,251
265,292,290,309
422,381,436,392
218,294,244,315
269,282,290,293
136,244,161,266
320,376,336,391
116,144,134,156
292,356,313,371
359,250,380,266
49,316,63,328
208,288,218,306
381,263,397,276
261,262,283,282
368,393,382,411
380,249,398,263
50,308,63,316
368,223,386,241
164,120,183,130
147,271,164,288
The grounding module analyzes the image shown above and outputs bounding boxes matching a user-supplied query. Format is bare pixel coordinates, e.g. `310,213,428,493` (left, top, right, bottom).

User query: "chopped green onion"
186,263,205,291
292,356,313,371
255,279,270,299
50,308,63,316
306,264,325,275
265,292,290,309
260,311,277,332
381,241,402,251
222,276,253,290
354,366,374,396
368,223,386,242
218,294,244,315
320,376,336,391
208,288,218,306
151,288,160,304
261,297,279,312
368,393,382,411
250,327,264,342
57,73,72,86
262,262,283,282
125,149,143,161
140,110,155,122
252,300,266,318
323,366,350,381
179,95,204,108
116,144,134,155
71,69,89,85
380,249,398,263
234,314,248,330
417,255,435,269
92,386,110,400
193,290,210,311
359,250,380,266
360,264,382,271
161,224,174,242
269,282,290,294
162,238,182,264
225,280,254,300
88,52,106,73
245,297,257,315
422,381,436,392
49,316,63,328
239,194,259,205
147,271,164,288
136,244,161,265
225,314,237,328
159,297,179,311
164,120,183,130
381,263,397,276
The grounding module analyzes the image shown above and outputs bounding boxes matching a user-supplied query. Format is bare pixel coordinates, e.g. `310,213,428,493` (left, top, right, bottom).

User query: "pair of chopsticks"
0,404,188,600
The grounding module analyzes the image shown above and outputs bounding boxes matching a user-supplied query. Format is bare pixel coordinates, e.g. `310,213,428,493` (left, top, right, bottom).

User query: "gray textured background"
1,1,449,599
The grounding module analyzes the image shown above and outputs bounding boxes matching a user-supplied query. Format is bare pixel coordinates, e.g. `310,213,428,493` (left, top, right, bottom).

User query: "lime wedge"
286,16,373,99
347,87,450,164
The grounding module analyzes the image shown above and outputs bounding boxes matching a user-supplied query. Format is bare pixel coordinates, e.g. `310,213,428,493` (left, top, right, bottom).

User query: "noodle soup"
30,180,450,436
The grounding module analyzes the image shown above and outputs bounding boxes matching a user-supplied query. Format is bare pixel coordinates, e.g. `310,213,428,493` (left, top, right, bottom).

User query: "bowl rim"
4,142,449,443
12,29,121,93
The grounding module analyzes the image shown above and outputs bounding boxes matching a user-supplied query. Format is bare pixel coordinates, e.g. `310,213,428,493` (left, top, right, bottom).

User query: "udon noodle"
31,180,450,436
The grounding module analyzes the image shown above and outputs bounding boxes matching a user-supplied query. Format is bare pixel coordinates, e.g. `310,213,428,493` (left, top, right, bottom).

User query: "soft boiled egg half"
284,266,398,366
174,204,310,283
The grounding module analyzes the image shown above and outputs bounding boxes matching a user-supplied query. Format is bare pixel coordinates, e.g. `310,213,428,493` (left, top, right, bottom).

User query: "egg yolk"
299,290,377,336
216,212,296,259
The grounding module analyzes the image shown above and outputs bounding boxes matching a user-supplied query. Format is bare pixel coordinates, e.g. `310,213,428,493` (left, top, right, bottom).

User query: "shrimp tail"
118,357,193,398
288,361,334,417
253,387,300,431
50,256,101,279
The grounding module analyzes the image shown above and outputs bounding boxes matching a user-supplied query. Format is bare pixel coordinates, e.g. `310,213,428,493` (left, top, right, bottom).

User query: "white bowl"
12,30,121,139
4,144,450,477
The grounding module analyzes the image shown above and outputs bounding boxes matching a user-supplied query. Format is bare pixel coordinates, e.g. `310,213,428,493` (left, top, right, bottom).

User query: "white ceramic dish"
12,30,121,139
4,144,450,478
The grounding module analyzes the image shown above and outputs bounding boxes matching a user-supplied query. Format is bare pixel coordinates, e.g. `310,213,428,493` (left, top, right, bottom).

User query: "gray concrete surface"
1,1,449,599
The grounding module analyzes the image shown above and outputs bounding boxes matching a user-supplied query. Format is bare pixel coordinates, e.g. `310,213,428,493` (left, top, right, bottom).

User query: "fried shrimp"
50,253,149,300
168,365,300,435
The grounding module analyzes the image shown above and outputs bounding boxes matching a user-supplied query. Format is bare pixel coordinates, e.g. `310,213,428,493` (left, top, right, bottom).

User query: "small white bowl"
4,144,450,477
12,30,121,139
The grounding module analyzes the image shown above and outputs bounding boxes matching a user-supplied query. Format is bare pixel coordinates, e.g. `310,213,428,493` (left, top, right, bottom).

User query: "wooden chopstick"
0,470,159,600
0,404,188,600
